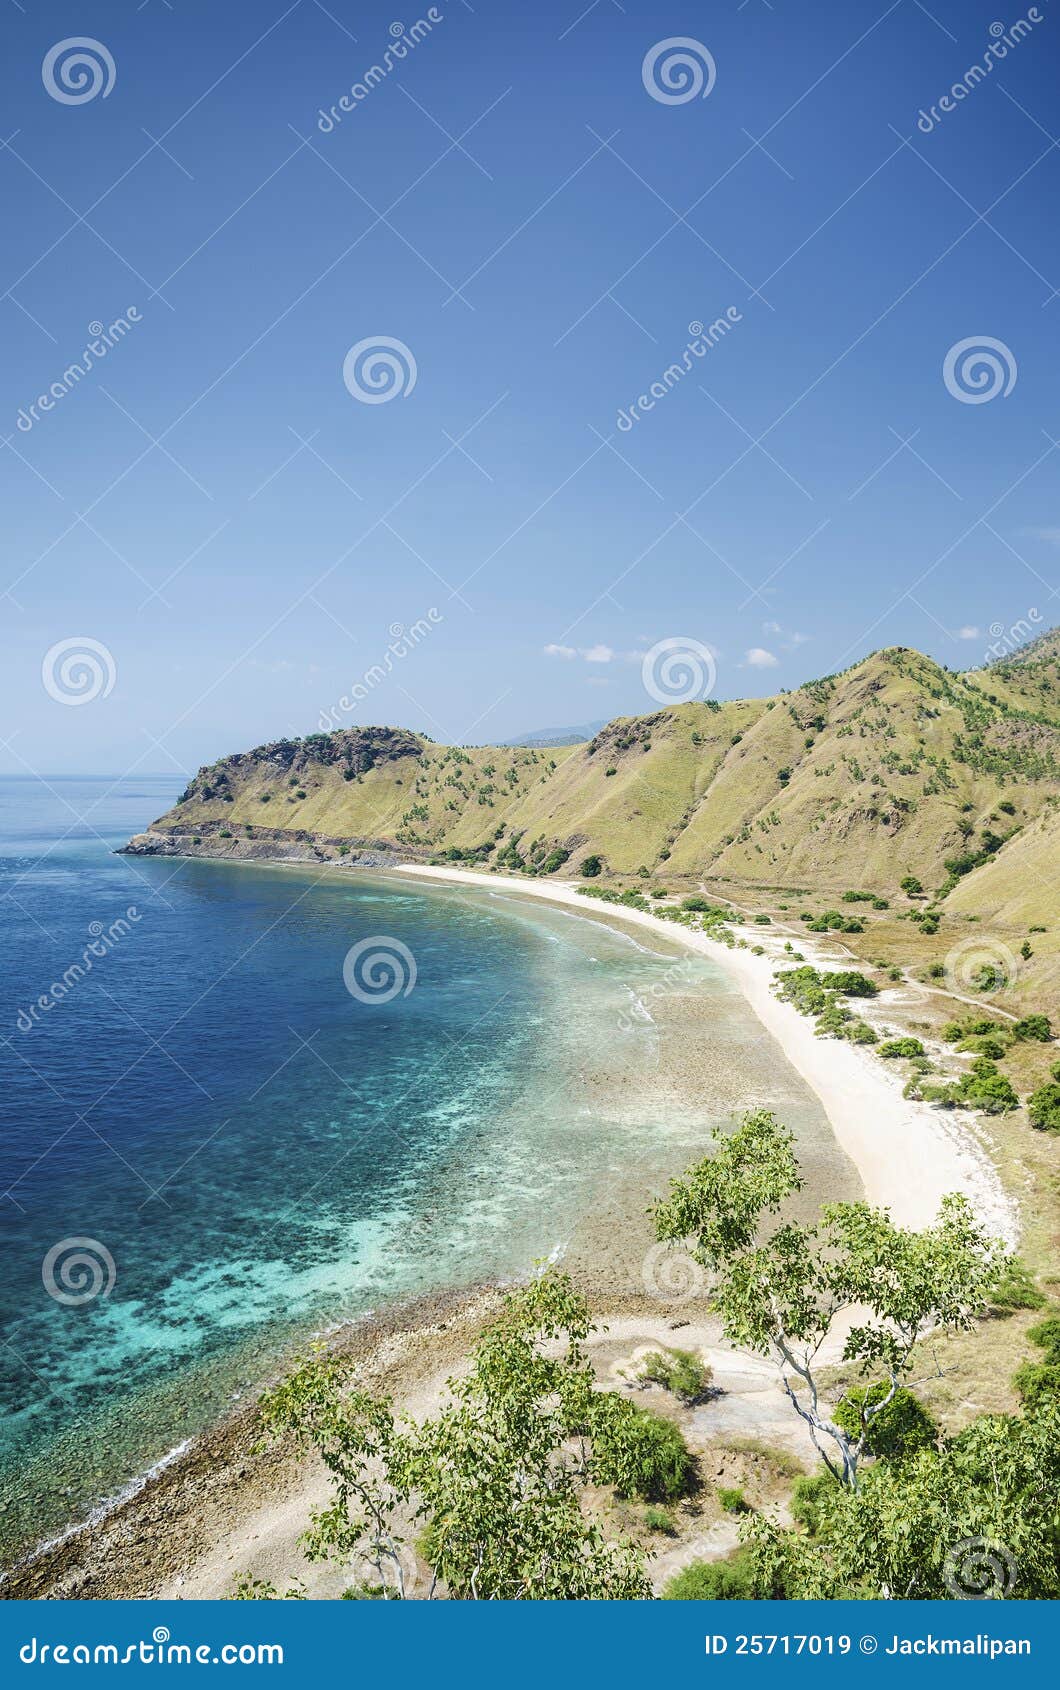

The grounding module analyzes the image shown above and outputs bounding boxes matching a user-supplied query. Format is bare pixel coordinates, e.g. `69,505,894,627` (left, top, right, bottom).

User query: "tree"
245,1271,654,1600
651,1111,1008,1490
741,1401,1060,1599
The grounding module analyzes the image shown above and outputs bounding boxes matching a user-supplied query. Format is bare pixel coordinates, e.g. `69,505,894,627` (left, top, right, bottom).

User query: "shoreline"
4,851,1018,1598
390,864,1017,1243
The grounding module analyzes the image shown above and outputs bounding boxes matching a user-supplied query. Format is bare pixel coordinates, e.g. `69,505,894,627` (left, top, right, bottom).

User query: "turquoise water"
0,775,858,1562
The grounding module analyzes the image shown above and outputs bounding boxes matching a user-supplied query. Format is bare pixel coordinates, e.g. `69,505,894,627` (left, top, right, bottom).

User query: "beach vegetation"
878,1037,925,1059
580,854,603,877
833,1384,937,1458
636,1347,712,1404
1027,1082,1060,1132
1013,1013,1053,1042
651,1110,1008,1492
742,1400,1060,1599
718,1484,750,1514
662,1548,759,1600
250,1270,652,1600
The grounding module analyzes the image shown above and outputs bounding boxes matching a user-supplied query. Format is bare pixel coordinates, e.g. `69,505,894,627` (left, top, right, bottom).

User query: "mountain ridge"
126,634,1060,915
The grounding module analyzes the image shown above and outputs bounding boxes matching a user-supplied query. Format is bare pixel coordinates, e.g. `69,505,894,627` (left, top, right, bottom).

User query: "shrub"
833,1384,937,1458
580,854,603,878
879,1038,925,1059
682,894,716,913
642,1505,677,1535
589,1400,694,1501
956,1034,1009,1060
988,1257,1046,1312
900,875,923,895
942,1015,1005,1043
1013,1360,1060,1409
638,1348,712,1404
790,1471,839,1535
820,970,878,998
718,1485,749,1514
1014,1014,1053,1043
663,1550,756,1600
1027,1314,1060,1359
754,914,772,925
1027,1083,1060,1133
872,898,890,910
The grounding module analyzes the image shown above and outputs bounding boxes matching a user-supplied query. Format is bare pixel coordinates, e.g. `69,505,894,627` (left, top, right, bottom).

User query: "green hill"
127,637,1060,906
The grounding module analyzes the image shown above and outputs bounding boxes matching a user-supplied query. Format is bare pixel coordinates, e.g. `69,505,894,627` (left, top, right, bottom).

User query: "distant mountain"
497,720,608,748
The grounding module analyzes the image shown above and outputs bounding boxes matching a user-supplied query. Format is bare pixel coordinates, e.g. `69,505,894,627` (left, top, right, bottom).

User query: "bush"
820,970,878,998
1013,1360,1060,1410
682,894,717,913
900,875,923,895
833,1384,937,1458
718,1485,749,1514
580,854,603,878
988,1257,1046,1312
790,1471,838,1535
879,1038,925,1059
663,1550,756,1600
642,1505,677,1535
754,914,772,925
1014,1014,1053,1043
638,1348,712,1404
589,1400,694,1501
943,1015,1005,1043
957,1034,1009,1060
1027,1083,1060,1133
1027,1314,1060,1359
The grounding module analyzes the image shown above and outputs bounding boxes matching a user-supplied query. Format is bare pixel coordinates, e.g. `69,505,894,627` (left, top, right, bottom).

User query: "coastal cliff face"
126,639,1060,905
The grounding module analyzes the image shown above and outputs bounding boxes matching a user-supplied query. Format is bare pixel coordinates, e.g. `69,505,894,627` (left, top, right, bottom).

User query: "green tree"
247,1271,653,1601
742,1402,1060,1599
651,1111,1008,1489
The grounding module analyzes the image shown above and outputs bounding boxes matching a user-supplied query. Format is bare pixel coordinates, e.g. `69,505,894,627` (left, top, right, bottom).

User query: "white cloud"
762,620,808,649
1020,526,1060,546
956,626,980,640
745,647,779,668
544,643,641,666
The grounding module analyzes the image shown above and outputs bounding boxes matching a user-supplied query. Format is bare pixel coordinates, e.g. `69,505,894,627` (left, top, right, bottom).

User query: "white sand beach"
393,864,1018,1245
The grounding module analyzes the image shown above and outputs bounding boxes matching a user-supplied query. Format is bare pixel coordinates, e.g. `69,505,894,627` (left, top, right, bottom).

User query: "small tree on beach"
651,1110,1009,1491
242,1271,656,1600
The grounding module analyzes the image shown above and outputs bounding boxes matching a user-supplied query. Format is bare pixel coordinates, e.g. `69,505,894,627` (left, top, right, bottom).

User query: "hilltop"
128,637,1060,895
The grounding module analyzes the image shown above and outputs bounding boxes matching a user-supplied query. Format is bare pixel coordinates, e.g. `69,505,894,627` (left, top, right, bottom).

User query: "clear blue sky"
2,0,1059,774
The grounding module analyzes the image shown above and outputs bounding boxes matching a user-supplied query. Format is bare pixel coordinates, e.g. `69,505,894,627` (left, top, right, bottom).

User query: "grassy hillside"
137,640,1060,909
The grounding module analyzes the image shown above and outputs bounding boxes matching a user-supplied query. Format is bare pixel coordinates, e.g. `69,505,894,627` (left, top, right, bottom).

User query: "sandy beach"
393,865,1017,1243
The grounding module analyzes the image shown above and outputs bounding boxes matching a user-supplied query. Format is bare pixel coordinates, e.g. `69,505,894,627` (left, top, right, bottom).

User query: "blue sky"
2,0,1059,773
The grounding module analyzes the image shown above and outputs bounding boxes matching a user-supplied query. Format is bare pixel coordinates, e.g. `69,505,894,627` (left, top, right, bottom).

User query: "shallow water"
0,775,859,1561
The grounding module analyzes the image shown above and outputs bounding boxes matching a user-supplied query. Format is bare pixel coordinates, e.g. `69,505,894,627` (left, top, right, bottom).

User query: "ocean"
0,774,858,1564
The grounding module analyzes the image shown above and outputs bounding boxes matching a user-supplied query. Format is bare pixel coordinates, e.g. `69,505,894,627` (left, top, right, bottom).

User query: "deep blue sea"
0,775,858,1563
